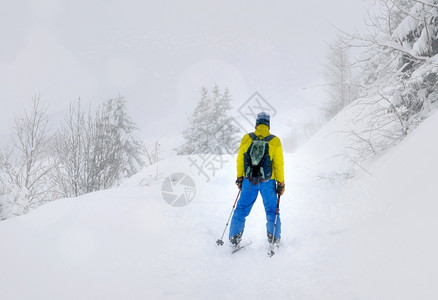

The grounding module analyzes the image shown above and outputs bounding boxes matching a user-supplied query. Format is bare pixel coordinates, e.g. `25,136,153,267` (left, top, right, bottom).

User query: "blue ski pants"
229,179,281,239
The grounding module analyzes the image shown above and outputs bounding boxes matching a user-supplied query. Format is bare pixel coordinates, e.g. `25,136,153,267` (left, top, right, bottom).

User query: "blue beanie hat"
255,112,270,128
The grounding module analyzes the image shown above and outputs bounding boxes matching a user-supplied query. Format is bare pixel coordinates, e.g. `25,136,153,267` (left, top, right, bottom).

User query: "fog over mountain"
0,0,366,138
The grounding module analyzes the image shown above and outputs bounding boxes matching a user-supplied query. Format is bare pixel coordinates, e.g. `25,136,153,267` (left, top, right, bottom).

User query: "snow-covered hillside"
1,109,438,299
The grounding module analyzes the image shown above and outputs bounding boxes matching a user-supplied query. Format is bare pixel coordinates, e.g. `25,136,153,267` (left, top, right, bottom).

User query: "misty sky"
0,0,366,138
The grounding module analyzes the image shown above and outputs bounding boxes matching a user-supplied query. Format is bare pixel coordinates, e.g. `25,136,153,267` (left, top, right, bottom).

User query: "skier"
229,112,285,247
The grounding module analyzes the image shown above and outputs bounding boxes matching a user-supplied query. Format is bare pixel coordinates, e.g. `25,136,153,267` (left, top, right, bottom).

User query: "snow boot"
267,232,280,246
230,231,243,247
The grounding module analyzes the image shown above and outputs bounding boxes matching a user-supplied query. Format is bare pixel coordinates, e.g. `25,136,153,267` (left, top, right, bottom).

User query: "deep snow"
1,110,438,299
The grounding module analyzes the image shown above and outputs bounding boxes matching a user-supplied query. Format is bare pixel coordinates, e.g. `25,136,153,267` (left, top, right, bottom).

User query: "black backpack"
244,133,275,185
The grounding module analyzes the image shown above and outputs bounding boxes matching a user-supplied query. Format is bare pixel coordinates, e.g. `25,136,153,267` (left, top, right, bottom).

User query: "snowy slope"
1,152,349,300
295,108,438,299
332,110,438,299
1,110,438,299
294,106,438,299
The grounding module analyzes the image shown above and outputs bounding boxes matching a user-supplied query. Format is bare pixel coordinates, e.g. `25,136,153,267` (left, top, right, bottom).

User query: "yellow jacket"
236,124,284,183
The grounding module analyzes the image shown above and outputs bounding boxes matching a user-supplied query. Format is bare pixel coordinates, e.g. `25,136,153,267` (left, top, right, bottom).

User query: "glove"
235,177,243,190
276,181,285,196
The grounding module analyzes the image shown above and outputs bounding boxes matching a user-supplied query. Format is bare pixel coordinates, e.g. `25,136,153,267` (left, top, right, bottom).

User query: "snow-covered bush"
52,97,146,198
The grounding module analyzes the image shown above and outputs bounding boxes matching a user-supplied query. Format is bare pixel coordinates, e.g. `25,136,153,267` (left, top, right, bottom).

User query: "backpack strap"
248,132,257,140
248,132,275,141
264,134,276,142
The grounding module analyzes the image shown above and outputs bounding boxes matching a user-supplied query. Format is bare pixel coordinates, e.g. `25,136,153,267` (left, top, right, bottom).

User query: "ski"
231,240,252,254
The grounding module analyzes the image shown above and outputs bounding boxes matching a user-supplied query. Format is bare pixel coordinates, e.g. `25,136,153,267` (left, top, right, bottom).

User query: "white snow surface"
1,110,438,299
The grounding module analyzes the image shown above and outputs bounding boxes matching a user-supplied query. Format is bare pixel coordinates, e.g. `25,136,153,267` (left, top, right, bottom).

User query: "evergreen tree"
101,97,146,177
178,86,239,155
392,1,438,62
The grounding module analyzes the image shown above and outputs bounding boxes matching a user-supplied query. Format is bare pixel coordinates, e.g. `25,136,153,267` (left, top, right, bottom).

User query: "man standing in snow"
229,112,285,247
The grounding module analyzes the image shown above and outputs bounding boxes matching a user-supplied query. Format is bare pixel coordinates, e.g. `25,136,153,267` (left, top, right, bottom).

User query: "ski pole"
268,195,281,257
216,189,241,246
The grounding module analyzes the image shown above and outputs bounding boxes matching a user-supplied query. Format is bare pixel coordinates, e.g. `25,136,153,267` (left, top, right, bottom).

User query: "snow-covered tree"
348,1,415,88
100,97,146,177
392,1,438,58
52,99,87,197
53,97,146,198
145,139,161,165
178,86,239,155
387,0,438,125
336,0,438,163
209,86,240,154
322,37,359,120
0,96,146,219
178,87,213,155
0,96,53,219
368,0,412,37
